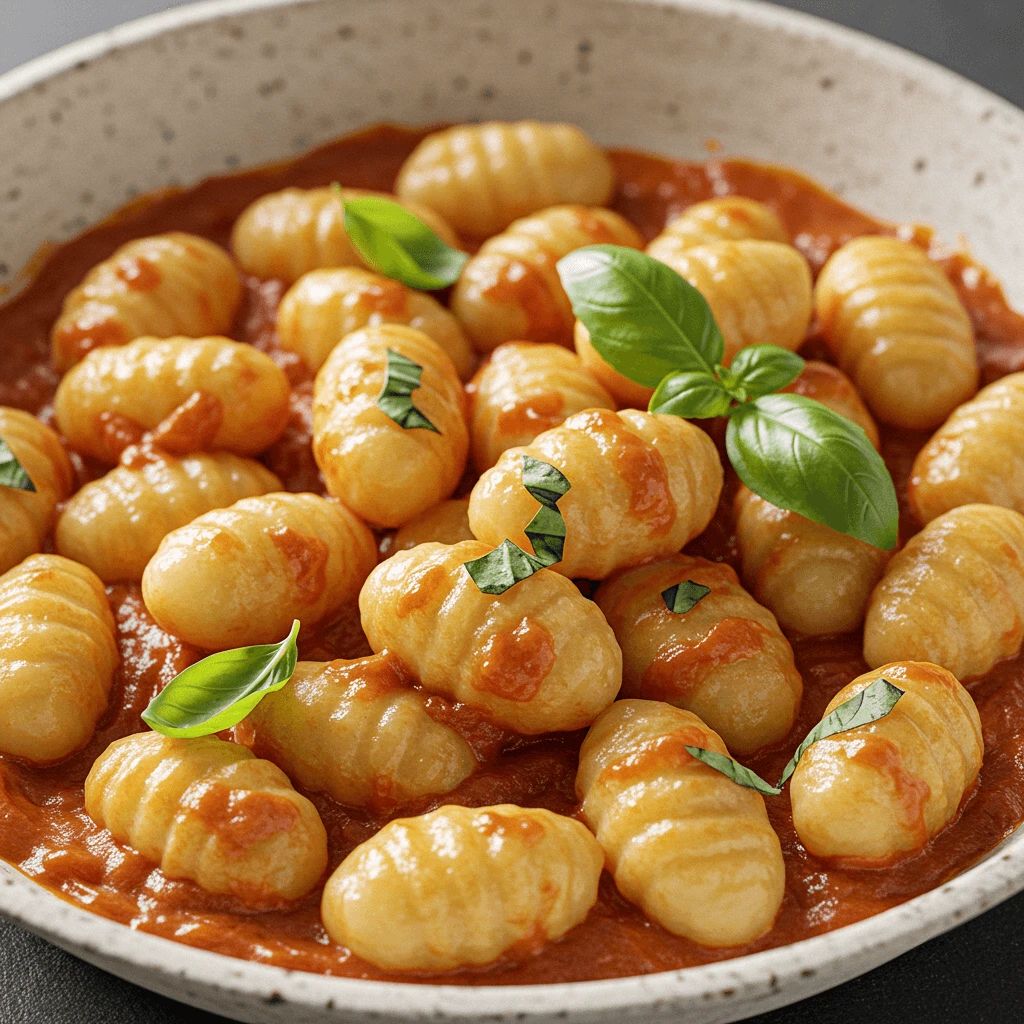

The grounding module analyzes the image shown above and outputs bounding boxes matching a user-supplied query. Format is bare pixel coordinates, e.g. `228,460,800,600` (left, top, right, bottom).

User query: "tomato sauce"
2,124,1024,985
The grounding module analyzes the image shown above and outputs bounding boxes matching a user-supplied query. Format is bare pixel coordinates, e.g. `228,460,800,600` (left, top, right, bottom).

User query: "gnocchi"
646,197,788,265
390,497,474,552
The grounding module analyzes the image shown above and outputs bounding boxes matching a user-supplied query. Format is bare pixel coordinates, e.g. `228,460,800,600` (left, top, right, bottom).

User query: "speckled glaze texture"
3,1,1024,1022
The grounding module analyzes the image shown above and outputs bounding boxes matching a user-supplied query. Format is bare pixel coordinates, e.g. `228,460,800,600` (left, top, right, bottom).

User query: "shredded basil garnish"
378,348,439,432
685,746,783,796
662,579,712,614
0,438,35,492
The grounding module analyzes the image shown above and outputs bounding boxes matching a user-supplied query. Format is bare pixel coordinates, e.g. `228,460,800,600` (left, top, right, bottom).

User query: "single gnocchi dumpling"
55,450,281,583
573,321,655,410
0,408,74,576
142,491,376,649
312,323,469,528
790,662,983,863
321,803,603,970
395,121,615,239
469,342,615,472
231,186,460,284
451,205,643,352
909,372,1024,524
814,236,978,429
390,498,474,552
596,556,802,754
864,504,1024,679
53,336,291,463
85,731,327,902
276,266,474,380
0,555,117,763
239,653,476,810
649,239,812,364
781,360,880,449
577,700,785,947
50,232,242,372
734,486,892,636
469,409,723,580
359,541,622,734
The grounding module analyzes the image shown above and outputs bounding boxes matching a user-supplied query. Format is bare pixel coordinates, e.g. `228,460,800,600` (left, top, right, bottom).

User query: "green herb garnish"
464,456,570,595
662,580,712,614
685,746,782,796
557,245,898,551
0,438,35,492
141,620,300,738
378,349,439,432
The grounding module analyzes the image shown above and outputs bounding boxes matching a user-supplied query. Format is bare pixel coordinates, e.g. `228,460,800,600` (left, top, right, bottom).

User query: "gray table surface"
2,1,1024,1022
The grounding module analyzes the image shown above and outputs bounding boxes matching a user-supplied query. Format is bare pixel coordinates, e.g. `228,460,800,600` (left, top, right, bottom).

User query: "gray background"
2,1,1024,1023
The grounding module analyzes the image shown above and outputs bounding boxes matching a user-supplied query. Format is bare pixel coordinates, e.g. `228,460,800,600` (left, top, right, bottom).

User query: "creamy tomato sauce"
2,124,1024,984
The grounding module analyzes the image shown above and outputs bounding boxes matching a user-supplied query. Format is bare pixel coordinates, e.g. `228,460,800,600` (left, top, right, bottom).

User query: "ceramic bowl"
2,1,1024,1021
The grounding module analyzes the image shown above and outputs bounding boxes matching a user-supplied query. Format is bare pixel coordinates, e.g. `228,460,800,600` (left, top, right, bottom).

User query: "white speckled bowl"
2,1,1024,1021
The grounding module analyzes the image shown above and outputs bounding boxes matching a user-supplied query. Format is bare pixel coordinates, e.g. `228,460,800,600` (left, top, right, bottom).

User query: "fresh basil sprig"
0,438,35,492
141,620,300,738
464,456,570,595
662,579,712,614
341,189,467,289
557,245,899,551
686,746,782,796
378,349,439,432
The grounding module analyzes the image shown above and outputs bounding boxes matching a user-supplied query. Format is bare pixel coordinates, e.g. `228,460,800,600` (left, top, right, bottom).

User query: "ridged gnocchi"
908,371,1024,524
864,504,1024,679
321,803,603,970
51,232,242,372
54,336,291,463
359,541,622,734
646,197,788,265
240,653,476,810
596,556,802,754
781,360,880,449
469,342,615,472
85,731,327,901
0,555,117,763
469,409,723,580
814,236,978,430
790,662,983,862
573,321,654,410
232,186,459,284
577,700,785,947
451,205,643,352
395,121,615,239
391,498,474,552
312,323,469,528
276,266,474,379
0,408,74,576
55,450,281,582
142,491,377,649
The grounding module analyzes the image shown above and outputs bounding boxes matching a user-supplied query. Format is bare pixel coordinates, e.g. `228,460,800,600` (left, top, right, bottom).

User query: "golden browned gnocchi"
649,239,812,364
0,555,117,763
321,803,603,970
390,497,474,552
51,233,242,372
573,321,655,409
469,342,615,472
395,121,615,239
85,731,327,902
0,408,74,576
231,187,459,284
908,371,1024,524
451,205,643,352
596,556,802,754
469,409,723,579
814,236,978,429
864,504,1024,679
359,541,621,734
142,491,376,649
734,486,892,636
646,197,788,265
577,700,785,947
240,653,476,810
312,323,468,528
55,450,281,582
276,266,474,379
53,336,291,463
781,359,880,449
790,662,983,862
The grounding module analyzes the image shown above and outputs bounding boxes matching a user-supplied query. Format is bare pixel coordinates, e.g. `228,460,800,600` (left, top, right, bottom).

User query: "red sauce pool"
2,124,1024,985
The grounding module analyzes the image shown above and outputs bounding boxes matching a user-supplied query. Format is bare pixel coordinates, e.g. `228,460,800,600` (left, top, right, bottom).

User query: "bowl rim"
3,0,1024,1017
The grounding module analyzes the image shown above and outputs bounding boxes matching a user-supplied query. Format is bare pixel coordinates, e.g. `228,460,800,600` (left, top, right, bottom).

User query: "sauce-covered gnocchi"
389,497,474,552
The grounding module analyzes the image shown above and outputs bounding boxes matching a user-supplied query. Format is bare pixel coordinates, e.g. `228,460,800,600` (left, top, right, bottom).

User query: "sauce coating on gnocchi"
389,497,474,552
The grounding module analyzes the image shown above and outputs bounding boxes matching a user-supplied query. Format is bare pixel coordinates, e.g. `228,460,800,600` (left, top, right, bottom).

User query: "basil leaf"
662,579,712,614
726,393,898,550
557,245,725,388
649,371,733,419
724,345,805,399
521,454,571,507
378,349,439,432
141,620,300,738
463,538,549,596
0,438,35,492
777,677,905,787
686,746,782,796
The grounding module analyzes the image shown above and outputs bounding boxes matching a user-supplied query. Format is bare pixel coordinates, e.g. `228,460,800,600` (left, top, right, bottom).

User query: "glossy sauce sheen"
2,125,1024,984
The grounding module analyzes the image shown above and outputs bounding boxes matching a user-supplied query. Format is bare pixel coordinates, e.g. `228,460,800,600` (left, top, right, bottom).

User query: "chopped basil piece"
378,348,440,432
0,438,35,492
662,579,713,614
685,746,782,796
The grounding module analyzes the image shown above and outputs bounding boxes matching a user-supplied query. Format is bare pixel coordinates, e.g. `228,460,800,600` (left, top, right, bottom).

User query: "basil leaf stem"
0,438,35,492
686,746,782,796
662,580,712,614
378,349,439,432
141,620,300,738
